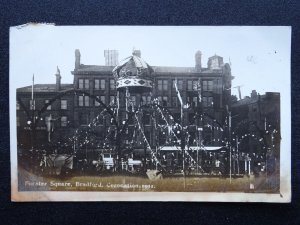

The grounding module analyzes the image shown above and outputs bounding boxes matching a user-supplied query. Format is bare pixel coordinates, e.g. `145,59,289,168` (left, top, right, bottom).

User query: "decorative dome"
112,50,154,92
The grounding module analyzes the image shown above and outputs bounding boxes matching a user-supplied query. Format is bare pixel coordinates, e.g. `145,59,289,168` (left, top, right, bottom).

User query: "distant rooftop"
17,84,73,93
73,64,219,74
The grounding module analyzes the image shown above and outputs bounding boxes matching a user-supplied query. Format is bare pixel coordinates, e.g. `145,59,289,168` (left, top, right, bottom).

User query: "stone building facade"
17,50,233,155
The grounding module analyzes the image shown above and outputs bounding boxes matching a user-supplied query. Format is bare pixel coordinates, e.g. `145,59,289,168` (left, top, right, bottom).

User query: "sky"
10,25,290,98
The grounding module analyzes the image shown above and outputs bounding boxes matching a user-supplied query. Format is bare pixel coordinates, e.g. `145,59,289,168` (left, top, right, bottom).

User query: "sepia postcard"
10,25,291,202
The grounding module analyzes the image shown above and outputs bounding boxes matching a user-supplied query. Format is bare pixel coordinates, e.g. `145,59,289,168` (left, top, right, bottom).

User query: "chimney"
55,66,61,91
75,49,81,69
132,50,141,57
195,51,202,72
104,50,119,66
251,90,258,100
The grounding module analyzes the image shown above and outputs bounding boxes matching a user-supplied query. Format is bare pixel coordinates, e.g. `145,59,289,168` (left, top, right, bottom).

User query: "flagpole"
31,74,35,151
32,74,34,101
229,111,232,184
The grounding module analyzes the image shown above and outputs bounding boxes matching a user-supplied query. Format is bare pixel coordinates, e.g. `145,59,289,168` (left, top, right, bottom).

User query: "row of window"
158,79,214,91
18,96,213,110
158,96,213,108
77,95,213,108
78,79,115,90
16,116,69,127
23,100,68,110
44,116,68,127
77,78,215,92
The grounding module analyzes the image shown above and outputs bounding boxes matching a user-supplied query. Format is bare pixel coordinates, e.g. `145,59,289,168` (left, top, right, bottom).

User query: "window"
85,79,89,89
95,79,106,90
16,102,20,110
187,96,198,106
84,96,89,106
162,96,168,107
110,95,116,104
79,113,89,125
192,96,198,107
61,100,67,109
187,80,193,90
95,96,105,106
141,96,151,105
61,116,68,127
29,100,35,110
188,80,198,91
157,80,168,91
157,96,168,106
79,96,84,106
203,96,213,107
203,80,213,91
45,100,51,110
95,79,100,89
110,79,115,90
79,79,84,89
79,79,89,89
130,96,136,106
172,97,178,107
157,80,162,91
100,95,105,104
79,96,89,107
173,80,183,90
162,80,168,91
100,79,105,90
95,96,100,106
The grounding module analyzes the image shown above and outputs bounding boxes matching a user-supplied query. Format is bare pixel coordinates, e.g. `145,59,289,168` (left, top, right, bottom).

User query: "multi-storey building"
17,49,233,158
231,91,280,176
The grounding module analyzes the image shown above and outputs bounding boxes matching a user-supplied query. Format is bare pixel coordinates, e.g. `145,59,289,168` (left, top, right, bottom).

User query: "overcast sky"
10,25,291,99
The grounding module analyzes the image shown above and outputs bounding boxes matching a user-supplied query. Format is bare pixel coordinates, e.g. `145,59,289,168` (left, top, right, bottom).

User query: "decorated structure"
16,49,241,175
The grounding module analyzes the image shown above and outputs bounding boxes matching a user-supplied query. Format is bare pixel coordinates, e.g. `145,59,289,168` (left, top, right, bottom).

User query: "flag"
46,114,55,142
197,79,202,102
174,79,183,106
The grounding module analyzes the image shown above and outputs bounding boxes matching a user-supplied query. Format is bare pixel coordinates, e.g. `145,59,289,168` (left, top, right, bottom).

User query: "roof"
17,84,73,93
76,65,114,73
74,64,216,74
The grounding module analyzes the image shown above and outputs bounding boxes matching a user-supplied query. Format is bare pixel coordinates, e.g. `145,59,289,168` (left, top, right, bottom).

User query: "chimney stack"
251,90,258,100
75,49,81,69
104,50,119,66
55,66,61,91
195,51,202,72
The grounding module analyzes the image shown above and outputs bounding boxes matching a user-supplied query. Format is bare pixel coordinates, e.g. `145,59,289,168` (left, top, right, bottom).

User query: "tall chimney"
104,50,119,66
195,51,202,72
75,49,81,69
132,49,141,57
55,66,61,91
